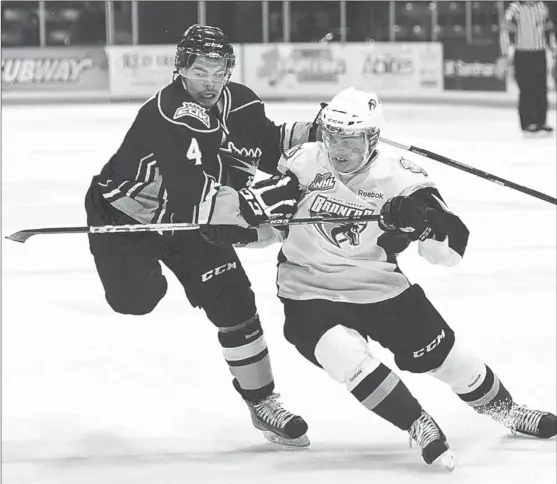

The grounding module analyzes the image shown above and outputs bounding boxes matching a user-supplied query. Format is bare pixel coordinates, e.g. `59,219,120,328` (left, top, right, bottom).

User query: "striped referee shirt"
500,1,556,55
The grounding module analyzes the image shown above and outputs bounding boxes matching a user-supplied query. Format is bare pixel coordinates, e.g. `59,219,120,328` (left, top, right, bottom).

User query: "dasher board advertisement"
243,43,443,98
2,47,109,92
107,44,243,98
443,42,507,91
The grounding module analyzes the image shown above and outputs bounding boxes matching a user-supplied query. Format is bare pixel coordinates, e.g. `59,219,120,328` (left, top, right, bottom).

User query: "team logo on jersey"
399,157,428,177
308,172,335,191
368,99,380,111
220,142,261,184
220,141,262,165
310,195,374,248
173,102,211,128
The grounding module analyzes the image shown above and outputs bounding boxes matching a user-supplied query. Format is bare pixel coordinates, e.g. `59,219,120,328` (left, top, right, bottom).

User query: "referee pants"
513,50,548,129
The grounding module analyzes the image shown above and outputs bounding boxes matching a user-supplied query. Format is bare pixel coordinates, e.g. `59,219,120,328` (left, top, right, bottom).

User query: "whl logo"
308,172,335,191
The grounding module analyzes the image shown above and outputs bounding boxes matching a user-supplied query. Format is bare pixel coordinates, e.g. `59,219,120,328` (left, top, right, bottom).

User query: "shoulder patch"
399,157,428,177
308,172,335,192
173,102,211,128
284,144,303,160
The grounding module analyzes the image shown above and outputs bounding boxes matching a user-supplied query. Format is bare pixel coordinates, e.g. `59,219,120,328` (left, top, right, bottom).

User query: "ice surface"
2,101,556,484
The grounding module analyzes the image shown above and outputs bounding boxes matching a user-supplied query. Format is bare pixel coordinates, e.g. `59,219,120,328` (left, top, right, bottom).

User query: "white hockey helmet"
318,87,384,175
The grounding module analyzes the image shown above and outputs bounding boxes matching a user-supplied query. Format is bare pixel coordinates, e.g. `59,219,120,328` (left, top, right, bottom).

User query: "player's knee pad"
106,277,167,315
427,341,487,394
315,325,421,430
217,314,274,393
314,325,378,384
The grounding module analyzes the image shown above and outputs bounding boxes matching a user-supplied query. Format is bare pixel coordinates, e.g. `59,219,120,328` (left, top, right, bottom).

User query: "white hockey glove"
238,172,301,226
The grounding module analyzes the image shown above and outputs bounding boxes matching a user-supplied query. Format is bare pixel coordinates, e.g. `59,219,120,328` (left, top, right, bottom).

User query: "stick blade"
5,230,37,243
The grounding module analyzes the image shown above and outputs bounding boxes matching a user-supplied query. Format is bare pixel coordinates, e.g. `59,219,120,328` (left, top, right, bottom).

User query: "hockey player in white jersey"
208,87,557,468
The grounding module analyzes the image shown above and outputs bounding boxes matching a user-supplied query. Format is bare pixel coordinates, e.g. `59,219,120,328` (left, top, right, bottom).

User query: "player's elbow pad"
418,238,463,266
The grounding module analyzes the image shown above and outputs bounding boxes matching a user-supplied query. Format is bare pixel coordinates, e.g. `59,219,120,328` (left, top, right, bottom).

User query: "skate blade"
262,430,310,448
437,449,456,472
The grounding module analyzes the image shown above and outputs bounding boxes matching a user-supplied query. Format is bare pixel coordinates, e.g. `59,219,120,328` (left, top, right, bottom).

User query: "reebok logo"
357,189,384,200
245,329,260,340
348,369,363,382
468,373,482,389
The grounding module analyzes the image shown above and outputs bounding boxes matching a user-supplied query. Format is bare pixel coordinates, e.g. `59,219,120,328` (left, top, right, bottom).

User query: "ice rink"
2,100,556,484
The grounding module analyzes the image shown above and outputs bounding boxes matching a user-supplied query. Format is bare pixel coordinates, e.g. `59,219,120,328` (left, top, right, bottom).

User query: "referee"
500,1,556,136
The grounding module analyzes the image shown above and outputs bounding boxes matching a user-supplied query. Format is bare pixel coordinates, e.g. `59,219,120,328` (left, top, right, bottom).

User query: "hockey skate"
505,404,557,439
246,393,310,448
408,411,456,471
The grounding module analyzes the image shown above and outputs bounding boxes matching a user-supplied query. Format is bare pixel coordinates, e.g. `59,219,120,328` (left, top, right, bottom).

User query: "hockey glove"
379,196,431,241
238,172,301,226
199,225,258,247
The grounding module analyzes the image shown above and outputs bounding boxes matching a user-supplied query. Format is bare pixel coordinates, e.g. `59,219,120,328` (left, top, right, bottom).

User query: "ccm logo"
413,329,446,358
201,262,237,282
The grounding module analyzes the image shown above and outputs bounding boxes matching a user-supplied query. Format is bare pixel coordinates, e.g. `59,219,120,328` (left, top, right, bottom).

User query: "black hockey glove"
379,196,431,241
238,172,301,226
199,225,258,247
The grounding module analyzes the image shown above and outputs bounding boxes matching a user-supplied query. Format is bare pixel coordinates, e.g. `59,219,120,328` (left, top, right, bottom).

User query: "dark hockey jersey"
94,80,300,225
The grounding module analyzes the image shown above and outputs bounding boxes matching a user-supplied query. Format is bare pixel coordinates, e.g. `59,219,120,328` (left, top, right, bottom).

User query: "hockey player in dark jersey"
85,25,310,447
214,88,557,468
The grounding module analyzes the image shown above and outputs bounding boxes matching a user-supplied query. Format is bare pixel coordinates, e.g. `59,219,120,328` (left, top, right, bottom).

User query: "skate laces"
251,393,295,429
409,412,441,449
509,405,544,434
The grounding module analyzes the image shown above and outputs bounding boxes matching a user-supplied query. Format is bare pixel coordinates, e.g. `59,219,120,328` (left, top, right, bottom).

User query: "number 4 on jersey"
186,138,202,166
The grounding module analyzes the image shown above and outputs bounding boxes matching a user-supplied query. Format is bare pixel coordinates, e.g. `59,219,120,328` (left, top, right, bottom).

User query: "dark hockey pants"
84,182,257,327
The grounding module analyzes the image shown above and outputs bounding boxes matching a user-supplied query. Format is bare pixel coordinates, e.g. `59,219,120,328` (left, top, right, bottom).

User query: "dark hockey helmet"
174,24,235,76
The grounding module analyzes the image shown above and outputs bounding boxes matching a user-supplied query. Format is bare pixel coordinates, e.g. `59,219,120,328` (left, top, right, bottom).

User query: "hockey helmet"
175,24,235,78
318,87,384,175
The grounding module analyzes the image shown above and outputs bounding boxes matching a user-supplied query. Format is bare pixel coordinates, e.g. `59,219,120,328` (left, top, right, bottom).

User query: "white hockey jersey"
273,142,452,304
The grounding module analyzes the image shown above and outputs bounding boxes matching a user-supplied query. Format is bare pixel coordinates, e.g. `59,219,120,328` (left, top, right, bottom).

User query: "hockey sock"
218,314,275,403
456,365,513,420
349,361,423,431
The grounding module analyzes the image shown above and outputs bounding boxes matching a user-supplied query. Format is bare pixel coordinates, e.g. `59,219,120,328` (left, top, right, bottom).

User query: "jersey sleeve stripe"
229,100,263,113
288,122,297,150
135,153,155,180
145,161,158,183
153,187,168,224
279,123,287,155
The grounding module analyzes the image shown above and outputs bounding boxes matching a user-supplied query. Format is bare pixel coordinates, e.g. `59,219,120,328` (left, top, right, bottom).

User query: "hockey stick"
5,214,381,244
380,137,557,206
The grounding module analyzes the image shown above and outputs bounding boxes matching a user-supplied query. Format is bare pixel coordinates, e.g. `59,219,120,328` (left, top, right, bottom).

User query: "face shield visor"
321,127,379,175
